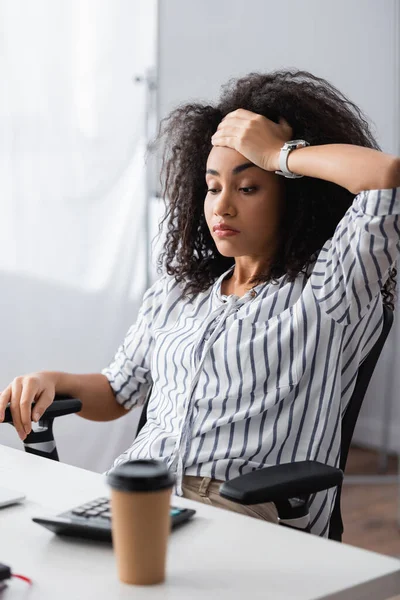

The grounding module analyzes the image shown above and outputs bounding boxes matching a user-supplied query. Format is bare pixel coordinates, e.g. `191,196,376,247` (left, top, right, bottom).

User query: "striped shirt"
102,187,399,537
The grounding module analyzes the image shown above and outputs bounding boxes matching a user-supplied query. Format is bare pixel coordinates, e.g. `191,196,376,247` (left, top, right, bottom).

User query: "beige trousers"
181,475,278,523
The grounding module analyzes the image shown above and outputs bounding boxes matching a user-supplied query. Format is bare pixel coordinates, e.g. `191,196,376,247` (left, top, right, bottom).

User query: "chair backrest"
137,304,394,540
328,303,394,540
137,384,152,436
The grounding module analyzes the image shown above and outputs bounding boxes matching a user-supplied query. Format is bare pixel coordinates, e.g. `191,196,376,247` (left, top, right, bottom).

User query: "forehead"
206,146,248,171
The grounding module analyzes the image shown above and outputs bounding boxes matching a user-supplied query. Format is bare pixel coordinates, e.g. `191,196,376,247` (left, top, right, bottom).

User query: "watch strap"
275,140,310,179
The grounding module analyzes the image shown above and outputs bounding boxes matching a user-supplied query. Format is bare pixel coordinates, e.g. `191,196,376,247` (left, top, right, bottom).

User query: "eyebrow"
206,162,255,176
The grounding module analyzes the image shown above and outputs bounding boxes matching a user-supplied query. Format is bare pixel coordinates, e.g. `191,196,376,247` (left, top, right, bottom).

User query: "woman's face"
204,146,285,260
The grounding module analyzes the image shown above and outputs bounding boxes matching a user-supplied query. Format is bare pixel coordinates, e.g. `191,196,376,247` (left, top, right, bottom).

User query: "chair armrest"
3,395,82,424
219,460,343,505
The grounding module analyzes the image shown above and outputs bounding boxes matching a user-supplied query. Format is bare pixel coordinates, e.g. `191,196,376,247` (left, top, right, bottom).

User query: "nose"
213,188,235,217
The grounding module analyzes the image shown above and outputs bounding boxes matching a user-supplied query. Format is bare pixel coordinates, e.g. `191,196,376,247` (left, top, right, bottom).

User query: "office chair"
3,305,394,541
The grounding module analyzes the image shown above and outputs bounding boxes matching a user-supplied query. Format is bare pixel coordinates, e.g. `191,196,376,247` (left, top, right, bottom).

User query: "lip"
214,229,239,238
213,224,240,233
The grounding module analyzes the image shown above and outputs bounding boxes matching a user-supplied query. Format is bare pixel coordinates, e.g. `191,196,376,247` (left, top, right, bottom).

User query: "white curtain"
0,0,158,472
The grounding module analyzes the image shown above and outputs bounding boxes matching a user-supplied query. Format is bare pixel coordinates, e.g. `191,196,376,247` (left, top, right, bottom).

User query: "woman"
1,69,399,537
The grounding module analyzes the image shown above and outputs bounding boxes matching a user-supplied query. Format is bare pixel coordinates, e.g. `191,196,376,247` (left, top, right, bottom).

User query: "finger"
223,108,255,121
31,389,54,423
215,124,241,136
213,126,241,139
279,117,293,133
211,134,237,150
217,120,241,134
19,380,39,436
10,379,25,440
221,110,237,121
0,387,11,422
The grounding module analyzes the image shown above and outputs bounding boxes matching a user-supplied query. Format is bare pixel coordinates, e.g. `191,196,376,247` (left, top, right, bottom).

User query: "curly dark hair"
153,68,397,310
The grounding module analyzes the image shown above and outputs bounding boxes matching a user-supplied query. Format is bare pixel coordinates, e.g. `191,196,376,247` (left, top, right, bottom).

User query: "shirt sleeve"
310,187,400,324
101,274,168,410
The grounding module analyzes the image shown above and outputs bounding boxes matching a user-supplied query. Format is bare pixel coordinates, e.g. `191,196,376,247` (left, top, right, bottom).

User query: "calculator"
32,496,196,542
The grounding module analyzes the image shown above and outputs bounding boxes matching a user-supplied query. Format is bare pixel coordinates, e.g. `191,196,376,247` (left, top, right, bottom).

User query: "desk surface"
0,445,399,600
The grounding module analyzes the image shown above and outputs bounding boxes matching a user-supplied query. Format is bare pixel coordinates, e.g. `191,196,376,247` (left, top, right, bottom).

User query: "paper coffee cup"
107,459,175,585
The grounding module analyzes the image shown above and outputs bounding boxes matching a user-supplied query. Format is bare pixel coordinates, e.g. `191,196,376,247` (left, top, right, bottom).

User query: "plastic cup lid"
107,459,175,492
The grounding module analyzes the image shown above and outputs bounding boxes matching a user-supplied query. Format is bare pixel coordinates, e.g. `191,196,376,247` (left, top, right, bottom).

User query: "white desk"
0,445,399,600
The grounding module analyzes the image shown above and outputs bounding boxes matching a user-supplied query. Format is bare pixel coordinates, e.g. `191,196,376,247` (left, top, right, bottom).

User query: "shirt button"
249,289,257,298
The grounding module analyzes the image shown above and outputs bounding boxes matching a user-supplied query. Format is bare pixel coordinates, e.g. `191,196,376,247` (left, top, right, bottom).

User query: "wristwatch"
275,139,310,179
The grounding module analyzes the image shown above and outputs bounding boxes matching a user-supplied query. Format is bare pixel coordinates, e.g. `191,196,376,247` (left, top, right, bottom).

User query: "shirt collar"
212,264,268,304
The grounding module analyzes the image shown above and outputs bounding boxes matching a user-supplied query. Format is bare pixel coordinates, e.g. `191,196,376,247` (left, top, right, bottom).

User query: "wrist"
275,140,310,178
44,371,72,395
286,146,306,174
267,147,282,172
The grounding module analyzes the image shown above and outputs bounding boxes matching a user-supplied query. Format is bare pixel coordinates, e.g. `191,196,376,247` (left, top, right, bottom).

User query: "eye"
207,188,220,194
239,186,258,194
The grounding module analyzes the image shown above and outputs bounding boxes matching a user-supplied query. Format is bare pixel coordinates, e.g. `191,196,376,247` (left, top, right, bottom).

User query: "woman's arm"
309,188,400,324
52,372,127,421
286,144,400,194
212,108,400,324
211,108,400,193
0,371,127,441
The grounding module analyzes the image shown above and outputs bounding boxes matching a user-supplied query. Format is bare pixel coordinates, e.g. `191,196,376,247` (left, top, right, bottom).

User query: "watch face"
287,139,308,148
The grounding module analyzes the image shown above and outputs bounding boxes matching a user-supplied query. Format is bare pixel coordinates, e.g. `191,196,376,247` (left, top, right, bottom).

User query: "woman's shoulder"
143,272,188,304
